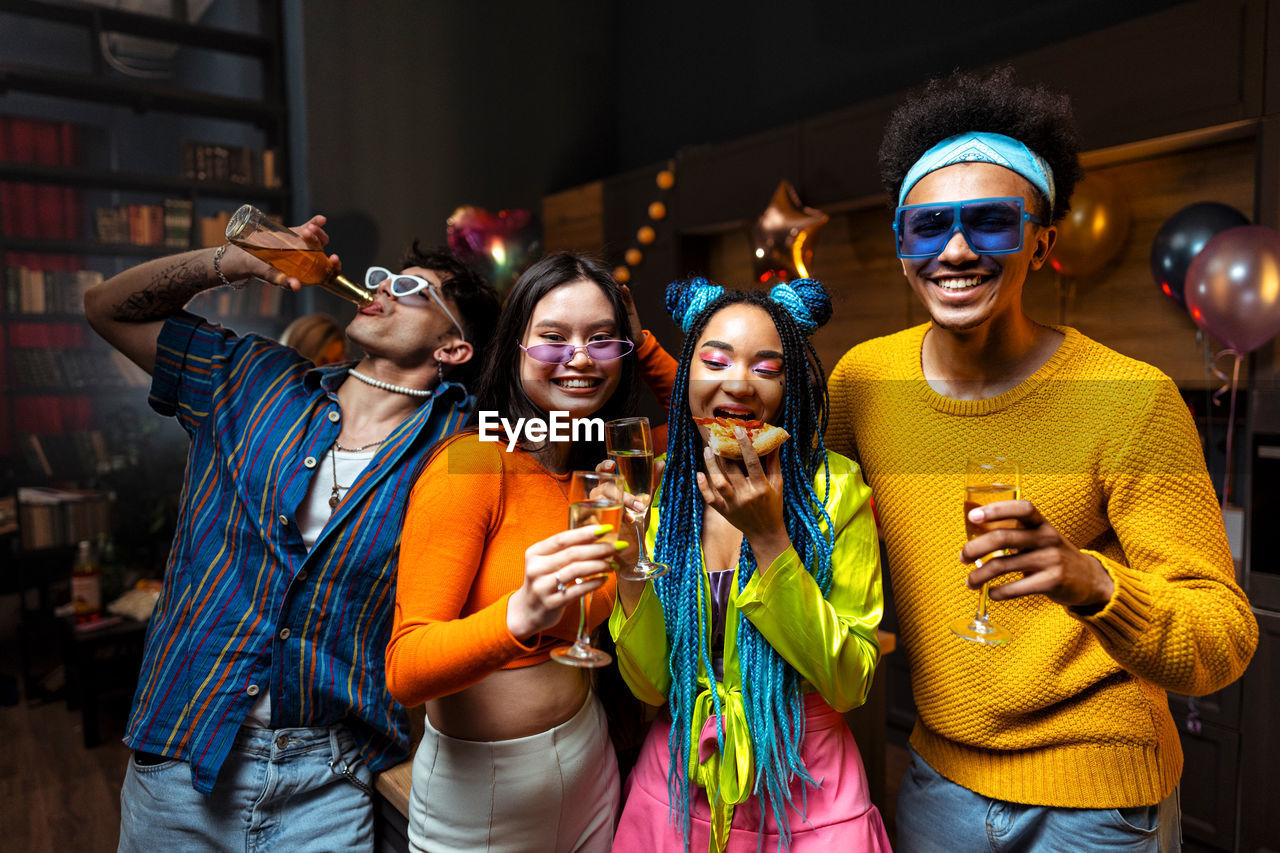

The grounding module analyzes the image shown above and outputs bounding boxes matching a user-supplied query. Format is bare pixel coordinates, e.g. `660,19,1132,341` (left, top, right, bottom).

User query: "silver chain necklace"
328,441,382,511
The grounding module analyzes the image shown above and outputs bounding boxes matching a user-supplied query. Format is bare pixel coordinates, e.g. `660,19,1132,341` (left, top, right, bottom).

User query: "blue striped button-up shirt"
124,313,472,794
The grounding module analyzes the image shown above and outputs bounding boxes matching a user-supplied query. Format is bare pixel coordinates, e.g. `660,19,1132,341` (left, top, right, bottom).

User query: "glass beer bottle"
71,539,102,624
224,204,372,306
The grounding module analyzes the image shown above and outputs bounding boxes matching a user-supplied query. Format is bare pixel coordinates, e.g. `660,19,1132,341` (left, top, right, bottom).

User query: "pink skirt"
612,692,893,852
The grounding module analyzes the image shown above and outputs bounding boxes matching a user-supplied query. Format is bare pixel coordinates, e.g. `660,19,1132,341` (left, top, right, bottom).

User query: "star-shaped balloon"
751,180,828,283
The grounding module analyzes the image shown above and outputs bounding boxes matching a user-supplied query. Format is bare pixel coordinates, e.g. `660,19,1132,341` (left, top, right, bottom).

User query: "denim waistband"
231,723,350,761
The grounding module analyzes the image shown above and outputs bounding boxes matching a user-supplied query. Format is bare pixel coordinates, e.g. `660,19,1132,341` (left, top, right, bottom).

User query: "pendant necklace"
328,438,385,511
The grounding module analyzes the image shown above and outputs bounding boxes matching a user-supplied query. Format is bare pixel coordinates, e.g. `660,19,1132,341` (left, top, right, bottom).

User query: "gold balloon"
625,248,643,266
648,201,667,221
751,179,828,283
637,226,656,245
1049,174,1131,278
656,170,675,190
613,265,631,284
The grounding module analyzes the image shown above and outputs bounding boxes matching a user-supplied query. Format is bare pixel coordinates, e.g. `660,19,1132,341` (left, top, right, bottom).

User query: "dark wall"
301,1,616,272
299,1,1191,271
611,0,1190,170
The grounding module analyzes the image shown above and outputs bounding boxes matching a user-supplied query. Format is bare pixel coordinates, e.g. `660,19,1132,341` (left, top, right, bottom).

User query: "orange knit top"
387,431,618,706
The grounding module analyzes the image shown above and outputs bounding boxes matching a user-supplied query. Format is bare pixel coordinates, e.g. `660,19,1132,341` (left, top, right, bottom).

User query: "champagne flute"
551,470,624,668
605,417,670,581
224,204,372,306
950,456,1019,646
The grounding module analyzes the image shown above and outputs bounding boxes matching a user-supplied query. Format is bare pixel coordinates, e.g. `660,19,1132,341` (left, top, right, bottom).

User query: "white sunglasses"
364,266,467,342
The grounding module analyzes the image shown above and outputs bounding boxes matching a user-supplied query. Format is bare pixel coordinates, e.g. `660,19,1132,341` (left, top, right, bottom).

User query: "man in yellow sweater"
827,68,1258,852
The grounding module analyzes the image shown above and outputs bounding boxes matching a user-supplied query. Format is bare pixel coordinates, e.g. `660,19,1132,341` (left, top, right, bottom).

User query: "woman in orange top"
388,253,641,853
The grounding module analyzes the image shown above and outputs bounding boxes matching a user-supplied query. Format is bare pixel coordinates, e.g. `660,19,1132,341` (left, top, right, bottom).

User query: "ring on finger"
555,573,567,593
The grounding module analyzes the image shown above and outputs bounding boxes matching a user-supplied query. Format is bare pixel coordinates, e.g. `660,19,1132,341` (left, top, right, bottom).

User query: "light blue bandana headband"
898,132,1056,210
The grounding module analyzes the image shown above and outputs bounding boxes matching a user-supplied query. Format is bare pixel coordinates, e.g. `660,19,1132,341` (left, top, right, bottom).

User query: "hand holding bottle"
219,213,334,290
223,205,370,305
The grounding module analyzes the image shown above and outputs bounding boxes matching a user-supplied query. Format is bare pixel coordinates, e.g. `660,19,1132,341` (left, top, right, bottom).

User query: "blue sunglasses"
893,196,1044,259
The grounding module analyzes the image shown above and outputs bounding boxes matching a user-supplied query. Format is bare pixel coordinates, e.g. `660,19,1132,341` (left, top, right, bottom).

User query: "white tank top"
244,444,377,728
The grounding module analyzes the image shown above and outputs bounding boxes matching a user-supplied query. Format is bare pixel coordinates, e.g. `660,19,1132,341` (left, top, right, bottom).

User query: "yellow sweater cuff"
1071,552,1157,647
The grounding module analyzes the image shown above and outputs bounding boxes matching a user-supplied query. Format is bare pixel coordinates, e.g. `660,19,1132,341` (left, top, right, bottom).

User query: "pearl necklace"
347,367,433,398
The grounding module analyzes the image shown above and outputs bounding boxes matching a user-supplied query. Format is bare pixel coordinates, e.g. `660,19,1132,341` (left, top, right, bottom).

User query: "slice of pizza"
693,416,790,459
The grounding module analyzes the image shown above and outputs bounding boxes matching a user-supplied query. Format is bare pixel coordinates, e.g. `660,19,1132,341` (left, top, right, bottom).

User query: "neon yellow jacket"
609,450,883,842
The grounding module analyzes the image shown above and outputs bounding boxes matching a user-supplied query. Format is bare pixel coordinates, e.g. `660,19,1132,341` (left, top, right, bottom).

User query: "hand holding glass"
605,417,669,581
950,456,1019,646
551,470,624,668
224,204,372,306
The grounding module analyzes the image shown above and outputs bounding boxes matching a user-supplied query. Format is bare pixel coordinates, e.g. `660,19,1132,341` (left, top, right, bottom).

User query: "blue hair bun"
769,278,832,336
665,277,725,332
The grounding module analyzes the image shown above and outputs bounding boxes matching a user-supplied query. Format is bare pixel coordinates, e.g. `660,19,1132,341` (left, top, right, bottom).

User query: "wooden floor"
882,740,909,841
0,687,131,852
0,595,909,851
1,695,908,852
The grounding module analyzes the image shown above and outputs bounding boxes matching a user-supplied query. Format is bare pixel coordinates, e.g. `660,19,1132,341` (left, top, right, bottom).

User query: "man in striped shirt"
84,213,500,852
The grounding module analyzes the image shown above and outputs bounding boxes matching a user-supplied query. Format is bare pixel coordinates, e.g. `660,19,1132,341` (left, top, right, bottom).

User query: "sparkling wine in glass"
605,417,670,581
551,470,623,668
224,204,373,306
950,456,1019,646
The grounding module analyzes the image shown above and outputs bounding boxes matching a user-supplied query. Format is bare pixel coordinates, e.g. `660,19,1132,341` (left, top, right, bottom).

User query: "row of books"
0,115,83,249
19,431,109,482
94,199,193,248
3,266,104,315
7,346,148,391
16,486,111,550
89,205,236,252
9,391,93,434
4,320,148,390
181,141,281,188
187,279,286,319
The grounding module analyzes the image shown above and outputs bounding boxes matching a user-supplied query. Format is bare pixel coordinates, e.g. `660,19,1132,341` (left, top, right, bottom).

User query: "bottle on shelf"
71,539,103,624
224,205,372,306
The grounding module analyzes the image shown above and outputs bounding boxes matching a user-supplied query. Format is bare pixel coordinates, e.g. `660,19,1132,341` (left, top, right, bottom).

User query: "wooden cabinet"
1238,609,1280,853
1170,683,1244,851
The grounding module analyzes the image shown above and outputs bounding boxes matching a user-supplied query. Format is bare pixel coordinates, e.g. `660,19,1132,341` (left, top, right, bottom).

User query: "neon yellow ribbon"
687,683,754,853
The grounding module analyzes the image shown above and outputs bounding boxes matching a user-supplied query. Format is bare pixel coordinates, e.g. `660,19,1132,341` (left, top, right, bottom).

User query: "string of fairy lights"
612,162,675,285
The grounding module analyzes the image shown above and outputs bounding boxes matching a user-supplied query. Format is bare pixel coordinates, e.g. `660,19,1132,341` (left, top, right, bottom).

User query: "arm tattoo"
113,255,217,322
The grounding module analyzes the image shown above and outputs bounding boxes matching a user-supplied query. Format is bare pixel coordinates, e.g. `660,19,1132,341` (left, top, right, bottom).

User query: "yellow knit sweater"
827,323,1257,808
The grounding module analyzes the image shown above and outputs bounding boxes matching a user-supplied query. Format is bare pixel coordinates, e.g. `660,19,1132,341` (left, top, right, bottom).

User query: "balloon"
1185,225,1280,353
1049,174,1131,278
750,180,828,284
1149,202,1250,308
446,205,541,295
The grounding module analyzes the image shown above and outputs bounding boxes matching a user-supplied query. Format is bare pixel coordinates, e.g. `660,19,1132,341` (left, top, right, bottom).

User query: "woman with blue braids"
608,277,892,852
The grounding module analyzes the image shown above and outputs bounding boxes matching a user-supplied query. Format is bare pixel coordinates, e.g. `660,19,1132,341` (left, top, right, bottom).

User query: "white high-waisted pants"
408,694,620,853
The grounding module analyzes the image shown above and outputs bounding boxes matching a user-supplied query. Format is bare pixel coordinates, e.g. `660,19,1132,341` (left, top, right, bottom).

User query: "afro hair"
878,66,1083,223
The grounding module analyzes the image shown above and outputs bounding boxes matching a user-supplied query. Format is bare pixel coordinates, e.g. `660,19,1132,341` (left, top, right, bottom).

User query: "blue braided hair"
654,276,835,849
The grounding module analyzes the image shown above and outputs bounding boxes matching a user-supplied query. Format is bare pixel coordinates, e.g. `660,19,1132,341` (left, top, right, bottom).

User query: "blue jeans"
896,748,1181,853
118,724,375,853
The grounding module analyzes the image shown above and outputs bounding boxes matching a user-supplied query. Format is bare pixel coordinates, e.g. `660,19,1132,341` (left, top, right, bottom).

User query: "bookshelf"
0,0,295,557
